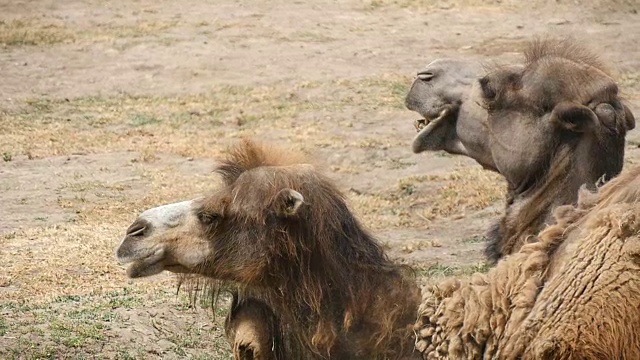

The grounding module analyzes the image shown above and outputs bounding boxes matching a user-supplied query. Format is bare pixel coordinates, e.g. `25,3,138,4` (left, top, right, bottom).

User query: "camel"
414,164,640,359
405,38,635,262
116,139,422,359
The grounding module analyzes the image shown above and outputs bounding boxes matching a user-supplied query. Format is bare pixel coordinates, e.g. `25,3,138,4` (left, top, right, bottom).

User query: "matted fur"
183,139,421,359
415,166,640,359
483,37,634,262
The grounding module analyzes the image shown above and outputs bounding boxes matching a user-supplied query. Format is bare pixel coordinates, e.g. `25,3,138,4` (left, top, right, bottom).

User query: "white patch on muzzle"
139,200,194,231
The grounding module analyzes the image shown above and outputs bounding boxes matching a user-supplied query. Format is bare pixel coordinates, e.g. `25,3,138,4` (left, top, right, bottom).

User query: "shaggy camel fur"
415,165,640,359
117,139,421,359
406,39,635,263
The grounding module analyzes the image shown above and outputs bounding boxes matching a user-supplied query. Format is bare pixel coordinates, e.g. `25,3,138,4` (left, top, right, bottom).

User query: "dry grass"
414,262,492,287
0,288,234,359
410,167,505,222
363,0,637,12
0,19,75,46
0,18,180,47
0,76,409,160
346,165,504,230
363,0,521,11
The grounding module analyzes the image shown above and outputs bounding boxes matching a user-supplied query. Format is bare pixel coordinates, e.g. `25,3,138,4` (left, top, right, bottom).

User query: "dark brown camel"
405,38,635,262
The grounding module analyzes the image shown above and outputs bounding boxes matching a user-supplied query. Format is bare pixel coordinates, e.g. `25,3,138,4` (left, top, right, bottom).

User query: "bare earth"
1,0,639,358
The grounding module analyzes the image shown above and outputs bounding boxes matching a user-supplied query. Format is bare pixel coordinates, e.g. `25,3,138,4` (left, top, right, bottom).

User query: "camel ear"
550,101,597,133
273,189,304,217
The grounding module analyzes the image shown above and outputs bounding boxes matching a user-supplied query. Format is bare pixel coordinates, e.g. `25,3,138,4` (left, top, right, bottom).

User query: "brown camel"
406,38,635,262
117,139,421,359
415,164,640,359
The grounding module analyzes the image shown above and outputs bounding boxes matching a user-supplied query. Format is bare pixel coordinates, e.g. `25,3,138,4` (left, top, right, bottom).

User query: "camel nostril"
126,219,149,238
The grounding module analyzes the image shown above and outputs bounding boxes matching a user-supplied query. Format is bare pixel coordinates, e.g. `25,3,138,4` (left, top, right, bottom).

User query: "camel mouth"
119,247,167,278
411,108,452,153
413,110,447,133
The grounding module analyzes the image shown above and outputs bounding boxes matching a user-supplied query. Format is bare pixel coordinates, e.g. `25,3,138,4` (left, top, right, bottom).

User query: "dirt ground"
1,0,639,358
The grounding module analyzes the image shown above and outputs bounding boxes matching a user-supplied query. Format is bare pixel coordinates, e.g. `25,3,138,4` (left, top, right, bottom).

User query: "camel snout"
115,218,153,263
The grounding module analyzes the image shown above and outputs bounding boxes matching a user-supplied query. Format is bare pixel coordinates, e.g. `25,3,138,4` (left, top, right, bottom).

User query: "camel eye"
197,211,220,225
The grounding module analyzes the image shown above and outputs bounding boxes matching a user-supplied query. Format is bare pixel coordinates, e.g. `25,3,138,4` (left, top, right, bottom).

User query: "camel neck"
486,148,587,262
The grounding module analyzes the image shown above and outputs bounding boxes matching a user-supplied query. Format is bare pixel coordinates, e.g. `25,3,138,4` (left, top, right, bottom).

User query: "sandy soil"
1,0,639,358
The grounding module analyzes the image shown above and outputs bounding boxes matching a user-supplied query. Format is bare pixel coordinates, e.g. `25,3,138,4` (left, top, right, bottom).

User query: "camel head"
115,198,210,278
115,147,316,281
116,140,392,286
405,58,499,171
477,38,635,191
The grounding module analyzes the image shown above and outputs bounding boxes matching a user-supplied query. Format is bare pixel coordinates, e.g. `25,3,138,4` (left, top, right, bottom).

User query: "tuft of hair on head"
523,36,610,75
215,138,309,184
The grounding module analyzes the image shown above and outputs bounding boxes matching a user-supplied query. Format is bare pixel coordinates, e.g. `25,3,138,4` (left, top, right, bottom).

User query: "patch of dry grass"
0,76,410,160
0,288,233,359
0,17,180,47
363,0,520,11
348,165,504,230
363,0,639,13
414,262,491,286
409,167,505,222
279,31,337,43
619,71,640,99
0,19,75,46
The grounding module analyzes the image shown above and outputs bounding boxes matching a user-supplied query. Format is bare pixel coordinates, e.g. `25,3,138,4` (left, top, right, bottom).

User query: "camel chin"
119,247,166,278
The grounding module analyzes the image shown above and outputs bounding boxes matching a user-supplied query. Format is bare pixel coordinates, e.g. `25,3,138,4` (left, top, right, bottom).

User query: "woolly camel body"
415,165,640,359
405,39,635,263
